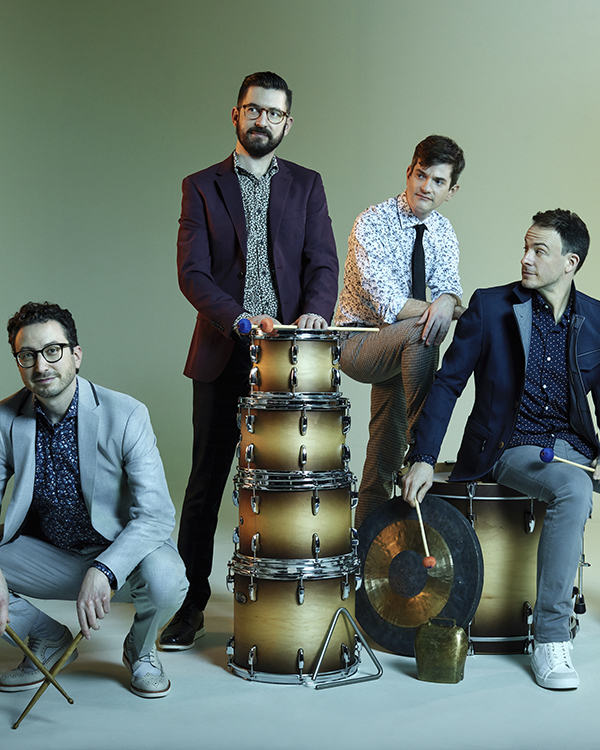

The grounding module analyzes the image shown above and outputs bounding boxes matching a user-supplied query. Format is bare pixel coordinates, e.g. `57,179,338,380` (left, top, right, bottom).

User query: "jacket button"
238,271,245,279
498,441,505,450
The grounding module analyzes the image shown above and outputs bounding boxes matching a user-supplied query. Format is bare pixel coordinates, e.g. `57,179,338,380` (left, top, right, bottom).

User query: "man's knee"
131,546,188,611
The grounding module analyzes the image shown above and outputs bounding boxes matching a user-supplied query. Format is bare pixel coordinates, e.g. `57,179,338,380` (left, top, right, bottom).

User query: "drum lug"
249,578,257,602
236,413,242,430
248,645,257,677
341,415,351,434
245,414,256,433
341,575,350,600
299,412,308,436
342,444,351,467
236,440,241,459
297,579,305,605
297,648,305,679
249,344,260,363
251,533,260,555
232,526,240,545
524,512,536,534
226,635,235,658
290,366,298,390
290,344,299,365
331,368,341,387
312,533,320,560
522,601,533,625
226,562,235,594
249,366,259,386
311,491,320,515
251,494,260,514
299,445,307,467
355,572,363,591
245,444,255,463
350,490,359,509
331,345,341,365
351,527,359,551
340,643,350,671
232,489,239,507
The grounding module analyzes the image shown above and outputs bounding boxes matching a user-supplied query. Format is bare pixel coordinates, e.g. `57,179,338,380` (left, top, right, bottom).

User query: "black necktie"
411,224,427,301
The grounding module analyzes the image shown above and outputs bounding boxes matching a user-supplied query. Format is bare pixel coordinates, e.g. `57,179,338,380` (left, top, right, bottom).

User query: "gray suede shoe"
0,625,77,692
122,634,171,698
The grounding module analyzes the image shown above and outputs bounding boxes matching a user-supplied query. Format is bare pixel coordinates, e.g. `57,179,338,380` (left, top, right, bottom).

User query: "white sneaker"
531,641,579,690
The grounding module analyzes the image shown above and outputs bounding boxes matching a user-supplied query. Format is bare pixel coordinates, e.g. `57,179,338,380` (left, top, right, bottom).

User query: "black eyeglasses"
14,343,72,368
239,104,288,125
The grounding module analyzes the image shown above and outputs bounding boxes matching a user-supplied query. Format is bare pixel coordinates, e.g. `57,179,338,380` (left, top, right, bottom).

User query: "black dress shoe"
158,605,205,651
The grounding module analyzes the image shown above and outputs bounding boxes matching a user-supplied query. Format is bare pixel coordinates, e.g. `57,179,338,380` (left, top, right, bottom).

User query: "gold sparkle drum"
249,330,341,395
226,553,361,683
237,396,351,472
431,471,546,654
233,470,358,559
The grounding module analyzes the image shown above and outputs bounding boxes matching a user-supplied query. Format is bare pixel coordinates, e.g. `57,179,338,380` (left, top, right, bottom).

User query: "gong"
356,495,483,656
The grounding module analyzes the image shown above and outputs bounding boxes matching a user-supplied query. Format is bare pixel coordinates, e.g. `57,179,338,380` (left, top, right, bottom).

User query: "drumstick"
414,501,436,569
5,624,73,704
13,631,84,729
539,447,596,473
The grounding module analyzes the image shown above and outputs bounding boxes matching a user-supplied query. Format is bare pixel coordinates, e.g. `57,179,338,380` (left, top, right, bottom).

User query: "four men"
1,71,598,696
0,303,187,698
335,135,465,526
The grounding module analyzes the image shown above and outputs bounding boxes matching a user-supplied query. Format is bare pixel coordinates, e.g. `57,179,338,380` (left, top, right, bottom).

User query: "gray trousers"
492,439,597,643
1,536,188,656
339,320,439,527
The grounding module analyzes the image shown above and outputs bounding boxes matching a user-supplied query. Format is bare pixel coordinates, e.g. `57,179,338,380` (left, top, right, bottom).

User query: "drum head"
356,495,483,656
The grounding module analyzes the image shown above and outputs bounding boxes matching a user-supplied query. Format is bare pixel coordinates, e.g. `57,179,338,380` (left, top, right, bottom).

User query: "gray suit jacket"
0,377,176,588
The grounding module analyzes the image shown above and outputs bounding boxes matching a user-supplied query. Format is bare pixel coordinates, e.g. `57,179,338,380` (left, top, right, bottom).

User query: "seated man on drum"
335,135,466,527
0,302,188,698
403,209,600,690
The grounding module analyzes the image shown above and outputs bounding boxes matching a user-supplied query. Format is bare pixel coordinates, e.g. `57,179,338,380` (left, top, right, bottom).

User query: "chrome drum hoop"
229,551,360,580
251,330,341,343
234,468,356,492
227,658,359,685
239,395,349,411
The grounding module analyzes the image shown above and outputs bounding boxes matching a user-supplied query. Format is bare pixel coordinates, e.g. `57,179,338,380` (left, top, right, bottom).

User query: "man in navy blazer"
160,72,338,650
403,209,600,690
0,302,188,698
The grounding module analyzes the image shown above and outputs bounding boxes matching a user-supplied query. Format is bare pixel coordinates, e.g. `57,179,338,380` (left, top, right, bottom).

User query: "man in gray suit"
0,302,188,698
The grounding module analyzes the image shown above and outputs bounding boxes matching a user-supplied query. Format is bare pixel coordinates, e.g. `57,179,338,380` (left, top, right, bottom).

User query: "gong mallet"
5,624,73,705
539,447,596,473
414,501,436,569
12,630,83,730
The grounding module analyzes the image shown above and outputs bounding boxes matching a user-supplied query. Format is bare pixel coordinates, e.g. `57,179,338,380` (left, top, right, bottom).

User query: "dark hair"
409,135,465,187
237,71,292,113
7,301,79,353
531,209,589,272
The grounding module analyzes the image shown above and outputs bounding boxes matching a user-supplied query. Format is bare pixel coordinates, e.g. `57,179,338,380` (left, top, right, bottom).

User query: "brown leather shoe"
158,604,205,651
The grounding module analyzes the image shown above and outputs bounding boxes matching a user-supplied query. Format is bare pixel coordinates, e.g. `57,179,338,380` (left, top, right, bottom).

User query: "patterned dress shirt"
507,291,595,457
30,383,111,550
233,151,280,319
335,192,462,326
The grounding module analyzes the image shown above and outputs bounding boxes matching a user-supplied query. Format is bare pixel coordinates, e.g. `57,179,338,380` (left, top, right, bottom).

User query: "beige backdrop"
1,0,599,521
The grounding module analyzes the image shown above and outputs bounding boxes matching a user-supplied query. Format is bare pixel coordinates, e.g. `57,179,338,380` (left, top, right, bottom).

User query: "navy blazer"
413,282,600,481
177,155,339,382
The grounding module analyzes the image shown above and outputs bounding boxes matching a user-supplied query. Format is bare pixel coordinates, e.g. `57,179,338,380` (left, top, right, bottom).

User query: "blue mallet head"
238,318,252,335
540,447,555,463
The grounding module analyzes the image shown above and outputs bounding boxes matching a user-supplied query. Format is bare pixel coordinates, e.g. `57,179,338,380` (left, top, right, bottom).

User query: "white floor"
3,512,600,750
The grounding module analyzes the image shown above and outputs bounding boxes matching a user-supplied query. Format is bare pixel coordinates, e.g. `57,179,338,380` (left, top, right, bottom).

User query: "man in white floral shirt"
335,135,465,526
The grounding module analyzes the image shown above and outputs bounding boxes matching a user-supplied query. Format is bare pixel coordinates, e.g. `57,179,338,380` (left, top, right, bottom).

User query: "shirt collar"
233,151,279,180
34,380,79,427
532,291,572,328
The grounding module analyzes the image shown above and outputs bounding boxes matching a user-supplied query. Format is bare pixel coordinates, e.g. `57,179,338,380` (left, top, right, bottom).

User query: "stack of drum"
226,329,362,685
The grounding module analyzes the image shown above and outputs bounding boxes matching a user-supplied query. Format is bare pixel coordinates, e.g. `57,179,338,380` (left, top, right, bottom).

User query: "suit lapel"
77,378,100,511
216,156,247,255
11,395,37,529
269,160,292,251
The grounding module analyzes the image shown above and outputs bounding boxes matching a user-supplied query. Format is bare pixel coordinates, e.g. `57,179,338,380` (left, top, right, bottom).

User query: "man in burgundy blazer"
160,72,338,650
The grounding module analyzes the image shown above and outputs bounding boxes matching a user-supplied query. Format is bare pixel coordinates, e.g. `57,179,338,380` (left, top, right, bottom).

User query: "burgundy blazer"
177,155,339,382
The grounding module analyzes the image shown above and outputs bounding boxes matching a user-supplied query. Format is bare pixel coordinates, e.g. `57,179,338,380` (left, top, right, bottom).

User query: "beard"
236,121,285,158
